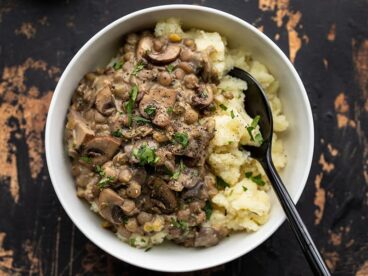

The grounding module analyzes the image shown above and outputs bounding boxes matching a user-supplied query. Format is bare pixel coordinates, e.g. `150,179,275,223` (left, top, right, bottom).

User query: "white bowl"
45,4,314,272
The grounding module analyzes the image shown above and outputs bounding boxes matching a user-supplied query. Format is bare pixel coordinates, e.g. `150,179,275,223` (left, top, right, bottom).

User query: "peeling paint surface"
0,0,367,275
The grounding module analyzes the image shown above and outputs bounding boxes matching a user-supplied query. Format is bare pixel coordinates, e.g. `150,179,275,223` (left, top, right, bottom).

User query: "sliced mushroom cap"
201,50,218,82
194,227,219,247
98,188,125,224
169,167,201,192
67,110,95,150
83,136,121,165
148,44,181,65
139,85,177,127
182,181,208,201
136,36,153,60
151,178,178,213
95,86,115,115
191,84,214,108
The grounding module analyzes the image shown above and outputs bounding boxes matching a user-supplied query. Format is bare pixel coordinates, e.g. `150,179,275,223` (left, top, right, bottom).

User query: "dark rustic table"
0,0,367,275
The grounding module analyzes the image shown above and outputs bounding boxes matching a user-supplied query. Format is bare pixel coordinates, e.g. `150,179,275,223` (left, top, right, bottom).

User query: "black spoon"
229,67,330,276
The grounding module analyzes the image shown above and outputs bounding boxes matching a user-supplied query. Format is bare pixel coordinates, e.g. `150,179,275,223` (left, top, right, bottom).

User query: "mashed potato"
154,19,289,234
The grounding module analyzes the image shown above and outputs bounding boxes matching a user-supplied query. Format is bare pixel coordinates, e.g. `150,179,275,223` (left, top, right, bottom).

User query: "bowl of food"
45,4,314,272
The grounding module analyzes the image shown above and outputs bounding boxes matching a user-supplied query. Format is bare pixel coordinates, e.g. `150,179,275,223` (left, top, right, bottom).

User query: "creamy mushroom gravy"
65,30,228,248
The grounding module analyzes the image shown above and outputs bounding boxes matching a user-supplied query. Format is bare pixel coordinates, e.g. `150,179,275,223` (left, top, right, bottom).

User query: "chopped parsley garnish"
112,60,124,70
129,238,136,247
94,165,114,189
132,116,151,125
204,201,213,220
171,170,181,180
170,218,188,231
230,110,235,119
216,176,230,190
144,105,156,117
97,176,114,189
144,247,152,252
133,144,159,166
246,115,263,144
167,107,173,114
166,64,175,73
219,104,228,111
228,141,233,145
111,129,123,137
242,186,248,192
245,172,265,186
171,160,185,180
245,172,253,178
80,156,92,164
209,105,216,112
125,84,138,126
251,115,261,127
132,60,145,75
95,165,105,176
173,132,189,148
254,133,264,145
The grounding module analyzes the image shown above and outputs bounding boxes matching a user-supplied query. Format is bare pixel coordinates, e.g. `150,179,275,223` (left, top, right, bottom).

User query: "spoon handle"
261,153,331,276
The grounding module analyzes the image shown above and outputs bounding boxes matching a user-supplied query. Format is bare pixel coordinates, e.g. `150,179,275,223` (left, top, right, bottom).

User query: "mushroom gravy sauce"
65,29,226,248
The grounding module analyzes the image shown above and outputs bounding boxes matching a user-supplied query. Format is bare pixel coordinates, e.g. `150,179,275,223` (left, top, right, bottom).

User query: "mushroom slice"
151,178,178,213
136,36,153,60
139,85,177,128
83,136,121,165
95,86,116,115
98,188,125,224
191,84,214,108
194,227,219,247
148,44,181,65
67,110,95,150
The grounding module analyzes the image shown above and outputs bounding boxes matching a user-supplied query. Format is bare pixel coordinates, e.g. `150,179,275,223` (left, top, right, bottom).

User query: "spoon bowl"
229,67,330,276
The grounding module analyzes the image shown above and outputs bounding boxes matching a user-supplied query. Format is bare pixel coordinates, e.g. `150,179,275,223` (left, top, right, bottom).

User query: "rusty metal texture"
0,0,367,275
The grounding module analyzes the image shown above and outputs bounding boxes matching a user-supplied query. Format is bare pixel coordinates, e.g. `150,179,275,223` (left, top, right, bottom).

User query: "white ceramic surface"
45,5,314,272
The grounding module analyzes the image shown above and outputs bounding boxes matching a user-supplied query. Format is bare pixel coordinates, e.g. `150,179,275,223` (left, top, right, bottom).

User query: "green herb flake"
216,176,230,190
144,247,152,252
95,165,105,177
204,201,213,220
166,64,175,73
228,141,233,145
242,186,248,192
254,133,264,145
129,238,136,247
111,129,123,137
219,104,228,111
144,105,156,117
133,144,158,166
171,170,180,180
173,132,189,148
230,110,235,119
132,60,145,76
246,115,262,143
167,107,173,114
171,160,185,180
171,218,188,231
122,216,128,225
245,172,265,186
251,174,266,186
97,176,114,189
251,115,261,128
132,116,151,125
80,156,92,164
245,172,253,178
125,84,138,126
112,60,124,70
209,105,216,112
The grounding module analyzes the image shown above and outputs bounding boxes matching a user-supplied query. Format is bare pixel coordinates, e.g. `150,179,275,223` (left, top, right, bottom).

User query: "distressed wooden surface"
0,0,367,275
